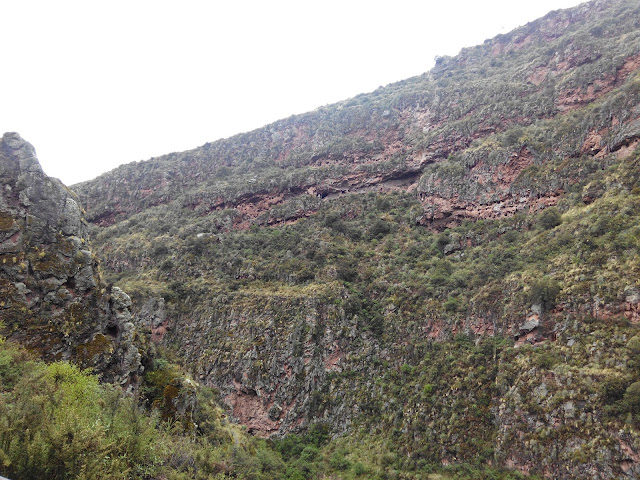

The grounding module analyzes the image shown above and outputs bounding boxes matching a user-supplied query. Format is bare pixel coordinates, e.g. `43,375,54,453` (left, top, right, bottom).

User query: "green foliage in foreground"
0,336,545,480
0,337,281,480
0,340,158,479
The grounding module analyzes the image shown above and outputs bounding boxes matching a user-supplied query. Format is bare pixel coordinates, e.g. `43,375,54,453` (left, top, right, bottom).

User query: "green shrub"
0,341,281,480
329,450,351,470
538,207,562,230
0,359,161,479
353,461,367,475
623,381,640,412
534,351,561,370
601,375,631,404
444,296,461,313
401,363,415,375
528,276,561,311
369,219,391,239
627,335,640,355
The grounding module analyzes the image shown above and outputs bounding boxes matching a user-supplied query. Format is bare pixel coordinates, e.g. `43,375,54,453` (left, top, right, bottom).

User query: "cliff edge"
0,132,141,385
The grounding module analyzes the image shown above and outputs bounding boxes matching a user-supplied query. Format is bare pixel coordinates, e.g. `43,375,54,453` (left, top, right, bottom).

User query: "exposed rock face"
0,132,141,385
177,289,355,437
73,0,640,233
57,1,640,478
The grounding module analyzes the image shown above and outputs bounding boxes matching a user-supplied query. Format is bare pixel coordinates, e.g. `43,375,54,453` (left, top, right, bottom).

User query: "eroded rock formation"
0,132,141,385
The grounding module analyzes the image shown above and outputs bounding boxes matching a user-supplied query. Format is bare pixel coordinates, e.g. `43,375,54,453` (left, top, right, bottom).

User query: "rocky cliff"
75,0,640,232
45,0,640,477
0,132,141,385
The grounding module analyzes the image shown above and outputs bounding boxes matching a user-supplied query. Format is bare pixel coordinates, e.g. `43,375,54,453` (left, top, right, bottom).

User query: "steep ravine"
58,0,640,477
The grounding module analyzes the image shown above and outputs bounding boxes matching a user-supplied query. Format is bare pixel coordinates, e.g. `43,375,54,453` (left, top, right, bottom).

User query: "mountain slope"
69,0,640,477
76,0,640,230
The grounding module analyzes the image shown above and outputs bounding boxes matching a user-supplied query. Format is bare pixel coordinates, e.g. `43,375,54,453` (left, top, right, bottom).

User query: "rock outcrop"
0,132,141,385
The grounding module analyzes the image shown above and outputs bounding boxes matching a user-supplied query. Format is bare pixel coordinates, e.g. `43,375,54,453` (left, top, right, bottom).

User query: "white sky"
1,0,585,186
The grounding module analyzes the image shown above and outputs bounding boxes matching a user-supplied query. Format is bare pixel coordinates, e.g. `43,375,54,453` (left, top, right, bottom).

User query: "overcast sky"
1,0,585,186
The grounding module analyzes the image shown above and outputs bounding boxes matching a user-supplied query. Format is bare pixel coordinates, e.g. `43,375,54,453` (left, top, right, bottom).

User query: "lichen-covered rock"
0,132,141,385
